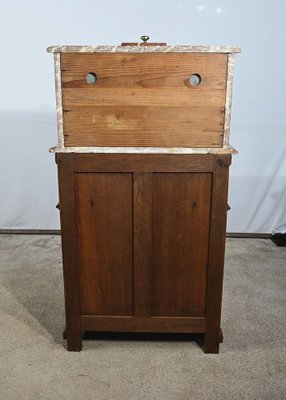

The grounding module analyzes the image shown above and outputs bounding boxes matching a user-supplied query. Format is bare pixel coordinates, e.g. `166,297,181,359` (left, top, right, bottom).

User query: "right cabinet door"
151,172,212,317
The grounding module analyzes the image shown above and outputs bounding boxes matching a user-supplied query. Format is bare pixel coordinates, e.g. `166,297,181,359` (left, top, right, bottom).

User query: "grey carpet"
0,235,285,400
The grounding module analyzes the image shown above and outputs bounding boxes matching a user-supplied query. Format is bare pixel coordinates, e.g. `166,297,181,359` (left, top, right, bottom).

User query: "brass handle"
141,35,149,43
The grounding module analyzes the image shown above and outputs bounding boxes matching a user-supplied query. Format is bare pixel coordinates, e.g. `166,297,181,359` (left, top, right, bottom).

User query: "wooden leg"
66,328,83,352
204,327,223,353
204,331,220,354
204,156,231,355
57,154,82,352
63,327,83,351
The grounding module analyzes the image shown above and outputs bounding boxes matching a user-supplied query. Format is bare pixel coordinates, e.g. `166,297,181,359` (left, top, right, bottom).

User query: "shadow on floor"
82,331,205,345
68,330,205,351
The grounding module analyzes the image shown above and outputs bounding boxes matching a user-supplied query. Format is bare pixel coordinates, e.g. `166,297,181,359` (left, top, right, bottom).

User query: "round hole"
86,72,97,85
189,74,201,86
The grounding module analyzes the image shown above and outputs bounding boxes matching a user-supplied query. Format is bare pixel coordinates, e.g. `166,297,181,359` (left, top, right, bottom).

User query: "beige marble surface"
49,146,238,155
53,53,64,148
223,53,236,147
47,45,240,54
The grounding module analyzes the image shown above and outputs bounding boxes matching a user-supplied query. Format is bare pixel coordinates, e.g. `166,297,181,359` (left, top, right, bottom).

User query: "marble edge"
47,45,241,54
54,54,64,148
223,53,235,147
49,146,238,155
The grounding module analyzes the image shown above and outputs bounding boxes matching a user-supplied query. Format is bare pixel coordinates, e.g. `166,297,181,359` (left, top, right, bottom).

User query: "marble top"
49,146,238,155
47,45,241,54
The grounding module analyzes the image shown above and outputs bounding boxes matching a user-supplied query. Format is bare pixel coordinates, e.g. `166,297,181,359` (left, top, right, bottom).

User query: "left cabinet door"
74,172,133,316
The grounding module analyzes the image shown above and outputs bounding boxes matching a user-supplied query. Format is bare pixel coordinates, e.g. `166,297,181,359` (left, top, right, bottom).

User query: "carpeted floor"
0,235,285,400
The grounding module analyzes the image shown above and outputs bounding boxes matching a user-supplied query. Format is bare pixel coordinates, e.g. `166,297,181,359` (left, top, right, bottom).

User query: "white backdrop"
0,0,285,232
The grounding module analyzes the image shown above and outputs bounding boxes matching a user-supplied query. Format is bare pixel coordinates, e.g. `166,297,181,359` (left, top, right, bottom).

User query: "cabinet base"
62,326,223,354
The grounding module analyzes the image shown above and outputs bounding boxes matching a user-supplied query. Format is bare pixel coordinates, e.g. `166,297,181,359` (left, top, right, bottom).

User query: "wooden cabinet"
56,153,230,353
48,41,240,353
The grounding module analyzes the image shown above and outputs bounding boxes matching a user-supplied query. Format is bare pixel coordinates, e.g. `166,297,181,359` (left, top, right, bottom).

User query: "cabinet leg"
66,329,83,352
57,155,82,352
63,325,82,351
204,329,221,354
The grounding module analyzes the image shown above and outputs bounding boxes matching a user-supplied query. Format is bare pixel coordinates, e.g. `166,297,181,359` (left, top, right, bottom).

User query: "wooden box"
48,41,240,353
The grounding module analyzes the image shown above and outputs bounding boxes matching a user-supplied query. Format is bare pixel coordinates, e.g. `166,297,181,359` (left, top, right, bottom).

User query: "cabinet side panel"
152,173,212,317
56,154,82,350
205,155,231,353
75,172,133,316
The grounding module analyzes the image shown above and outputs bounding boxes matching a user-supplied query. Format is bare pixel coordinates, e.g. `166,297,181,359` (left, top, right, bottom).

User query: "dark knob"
141,35,149,43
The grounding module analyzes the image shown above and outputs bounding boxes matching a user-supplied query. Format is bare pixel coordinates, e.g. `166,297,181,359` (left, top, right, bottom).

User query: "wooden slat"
73,154,214,173
61,53,227,91
204,155,231,353
63,106,224,147
56,153,82,351
62,88,226,107
133,173,152,317
152,173,212,317
75,172,133,316
81,315,206,333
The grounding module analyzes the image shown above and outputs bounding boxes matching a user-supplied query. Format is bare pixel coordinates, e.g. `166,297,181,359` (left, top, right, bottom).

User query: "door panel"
152,173,212,317
75,173,133,316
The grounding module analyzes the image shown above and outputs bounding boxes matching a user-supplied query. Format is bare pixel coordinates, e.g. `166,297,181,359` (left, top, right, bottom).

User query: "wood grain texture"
56,153,82,351
204,155,231,353
133,173,152,317
81,315,206,333
152,173,212,317
75,172,133,316
73,154,214,173
61,53,227,147
61,53,227,89
63,106,224,147
62,88,225,107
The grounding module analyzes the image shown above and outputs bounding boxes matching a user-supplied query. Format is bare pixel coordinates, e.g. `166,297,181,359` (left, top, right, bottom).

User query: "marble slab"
53,53,64,148
47,45,241,54
49,146,238,155
223,53,236,147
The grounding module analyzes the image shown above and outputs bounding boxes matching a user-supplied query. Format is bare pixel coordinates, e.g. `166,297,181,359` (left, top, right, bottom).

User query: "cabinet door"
151,173,212,317
75,173,133,316
134,171,212,318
